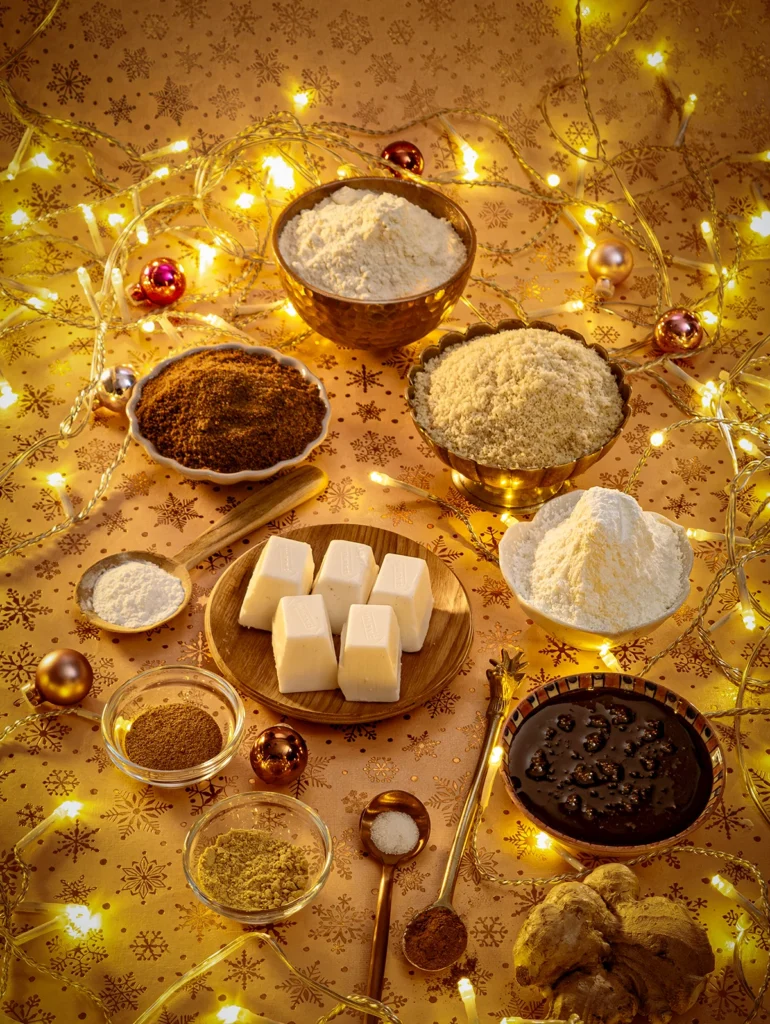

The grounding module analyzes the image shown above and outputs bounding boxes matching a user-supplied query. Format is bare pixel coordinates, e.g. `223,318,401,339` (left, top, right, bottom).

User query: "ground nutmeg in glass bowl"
135,348,327,474
125,702,223,771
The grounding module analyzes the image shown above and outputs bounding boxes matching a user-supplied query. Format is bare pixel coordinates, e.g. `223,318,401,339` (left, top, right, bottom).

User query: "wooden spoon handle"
365,862,395,1024
173,465,328,570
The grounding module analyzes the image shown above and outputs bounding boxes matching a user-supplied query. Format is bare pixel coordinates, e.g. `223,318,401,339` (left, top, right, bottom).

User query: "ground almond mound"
413,328,625,469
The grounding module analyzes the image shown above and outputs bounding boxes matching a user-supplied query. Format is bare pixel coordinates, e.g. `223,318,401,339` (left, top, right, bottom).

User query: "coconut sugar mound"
502,488,686,633
278,187,466,301
413,328,625,469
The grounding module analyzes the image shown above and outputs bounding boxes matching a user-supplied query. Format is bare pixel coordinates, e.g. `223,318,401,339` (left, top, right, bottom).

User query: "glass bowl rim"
100,663,246,780
182,790,334,919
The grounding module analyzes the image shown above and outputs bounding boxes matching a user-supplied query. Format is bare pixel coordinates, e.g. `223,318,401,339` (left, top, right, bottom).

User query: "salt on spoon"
359,792,430,1024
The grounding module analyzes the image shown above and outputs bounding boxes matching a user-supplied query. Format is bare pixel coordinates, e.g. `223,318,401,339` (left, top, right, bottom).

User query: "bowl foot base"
451,471,572,515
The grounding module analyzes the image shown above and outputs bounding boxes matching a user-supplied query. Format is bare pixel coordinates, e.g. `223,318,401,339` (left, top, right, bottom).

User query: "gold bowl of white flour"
498,488,694,651
407,318,631,512
273,177,475,350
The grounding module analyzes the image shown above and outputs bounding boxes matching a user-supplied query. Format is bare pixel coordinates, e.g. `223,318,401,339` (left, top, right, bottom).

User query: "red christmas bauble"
653,308,704,354
138,258,186,306
381,140,424,177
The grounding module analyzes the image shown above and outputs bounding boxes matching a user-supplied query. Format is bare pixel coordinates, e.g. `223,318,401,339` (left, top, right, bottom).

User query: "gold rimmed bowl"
499,672,724,858
406,318,632,513
272,177,476,350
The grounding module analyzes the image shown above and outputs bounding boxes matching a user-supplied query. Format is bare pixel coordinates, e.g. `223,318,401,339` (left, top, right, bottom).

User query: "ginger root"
512,863,714,1024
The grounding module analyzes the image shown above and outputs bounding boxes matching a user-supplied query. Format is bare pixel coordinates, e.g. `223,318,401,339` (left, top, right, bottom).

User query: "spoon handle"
173,465,328,570
365,862,395,1022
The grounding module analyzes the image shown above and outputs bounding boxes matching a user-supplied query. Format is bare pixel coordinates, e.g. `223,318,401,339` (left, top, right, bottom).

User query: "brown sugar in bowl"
126,342,331,484
272,177,476,351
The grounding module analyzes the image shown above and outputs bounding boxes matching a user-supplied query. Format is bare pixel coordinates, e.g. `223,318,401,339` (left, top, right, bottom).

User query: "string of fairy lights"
0,0,769,1021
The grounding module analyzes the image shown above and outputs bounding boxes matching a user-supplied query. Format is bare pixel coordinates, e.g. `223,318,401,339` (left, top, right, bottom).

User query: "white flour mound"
502,488,686,633
278,186,466,300
92,560,185,628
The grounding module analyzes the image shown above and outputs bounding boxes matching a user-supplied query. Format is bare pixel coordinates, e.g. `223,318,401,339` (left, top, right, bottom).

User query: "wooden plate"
204,523,473,724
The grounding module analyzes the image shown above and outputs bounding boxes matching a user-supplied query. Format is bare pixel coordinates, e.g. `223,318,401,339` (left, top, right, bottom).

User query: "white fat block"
338,604,401,702
368,553,434,652
239,536,314,631
272,595,338,693
311,539,378,633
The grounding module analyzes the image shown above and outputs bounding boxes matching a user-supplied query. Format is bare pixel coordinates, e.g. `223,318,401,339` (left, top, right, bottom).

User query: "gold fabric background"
1,0,769,1021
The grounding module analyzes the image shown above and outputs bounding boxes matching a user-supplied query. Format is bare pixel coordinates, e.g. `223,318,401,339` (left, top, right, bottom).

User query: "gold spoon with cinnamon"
402,648,527,972
360,791,431,1021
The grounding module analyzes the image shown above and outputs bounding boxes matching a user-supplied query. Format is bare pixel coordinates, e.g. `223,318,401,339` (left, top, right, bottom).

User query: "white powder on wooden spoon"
92,560,185,628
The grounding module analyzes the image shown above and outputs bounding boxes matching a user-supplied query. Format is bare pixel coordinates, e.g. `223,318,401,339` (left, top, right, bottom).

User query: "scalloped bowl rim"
498,489,694,643
406,319,632,475
125,341,331,483
272,176,477,307
182,791,334,923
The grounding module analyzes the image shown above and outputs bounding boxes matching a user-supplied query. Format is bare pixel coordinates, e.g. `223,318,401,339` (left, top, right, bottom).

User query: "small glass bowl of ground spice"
183,792,333,924
101,666,245,788
127,343,331,483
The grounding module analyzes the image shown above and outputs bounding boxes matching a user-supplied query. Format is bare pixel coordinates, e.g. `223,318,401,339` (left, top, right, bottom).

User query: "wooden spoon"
75,464,328,634
359,791,431,1022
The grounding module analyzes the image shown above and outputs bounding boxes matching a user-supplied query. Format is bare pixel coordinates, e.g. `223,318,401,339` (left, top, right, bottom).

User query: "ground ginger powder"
197,828,309,911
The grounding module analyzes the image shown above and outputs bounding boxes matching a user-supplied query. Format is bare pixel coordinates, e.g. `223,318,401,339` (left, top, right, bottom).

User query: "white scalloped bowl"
498,490,694,652
126,342,331,484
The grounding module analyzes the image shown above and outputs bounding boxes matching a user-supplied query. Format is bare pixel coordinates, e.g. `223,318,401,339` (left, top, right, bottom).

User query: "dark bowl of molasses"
500,673,724,856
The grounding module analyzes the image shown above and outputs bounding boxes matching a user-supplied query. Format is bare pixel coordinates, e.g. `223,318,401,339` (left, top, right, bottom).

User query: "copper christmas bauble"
96,364,137,413
381,140,424,177
24,649,94,706
250,725,308,785
138,258,186,306
587,238,634,286
653,307,704,354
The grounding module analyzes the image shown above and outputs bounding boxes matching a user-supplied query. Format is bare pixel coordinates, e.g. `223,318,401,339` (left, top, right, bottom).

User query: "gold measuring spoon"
76,464,328,634
402,649,527,972
360,790,431,1021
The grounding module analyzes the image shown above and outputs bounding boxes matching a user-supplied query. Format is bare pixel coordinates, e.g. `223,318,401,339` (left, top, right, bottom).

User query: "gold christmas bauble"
26,649,94,706
587,238,634,286
250,725,308,785
653,307,704,354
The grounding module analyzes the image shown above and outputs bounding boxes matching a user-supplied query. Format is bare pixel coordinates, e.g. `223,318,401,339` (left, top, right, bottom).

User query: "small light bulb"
546,173,561,187
568,299,585,311
700,220,712,235
262,155,295,190
738,438,754,453
198,243,217,274
57,800,82,818
216,1009,242,1024
646,51,664,67
136,224,149,245
749,211,770,237
30,153,53,169
171,140,188,153
459,140,479,181
0,382,18,409
10,209,30,226
283,300,297,316
141,320,155,333
581,3,590,13
107,213,125,227
457,978,474,996
700,310,718,324
28,296,45,310
489,745,504,768
584,208,599,225
293,91,310,110
650,431,665,447
235,192,255,209
742,608,757,631
153,166,169,179
535,831,551,850
584,241,596,257
79,203,95,224
369,471,386,484
64,905,101,937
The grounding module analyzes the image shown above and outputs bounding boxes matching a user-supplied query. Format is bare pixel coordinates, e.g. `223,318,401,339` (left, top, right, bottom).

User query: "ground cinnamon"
136,348,326,474
124,702,222,770
403,906,468,971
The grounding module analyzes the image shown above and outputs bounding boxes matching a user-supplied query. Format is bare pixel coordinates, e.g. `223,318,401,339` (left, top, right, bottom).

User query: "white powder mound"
278,187,466,301
502,488,686,633
413,329,624,469
370,810,420,856
92,560,185,628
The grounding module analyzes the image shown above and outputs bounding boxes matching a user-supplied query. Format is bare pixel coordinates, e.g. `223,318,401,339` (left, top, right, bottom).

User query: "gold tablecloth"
1,0,769,1021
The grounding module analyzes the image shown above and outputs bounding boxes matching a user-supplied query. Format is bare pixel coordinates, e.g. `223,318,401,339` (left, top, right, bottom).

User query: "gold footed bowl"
406,317,632,513
272,177,476,351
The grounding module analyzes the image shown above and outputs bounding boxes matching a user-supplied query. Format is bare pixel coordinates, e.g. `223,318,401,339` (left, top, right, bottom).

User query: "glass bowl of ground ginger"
101,665,245,788
183,792,333,924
